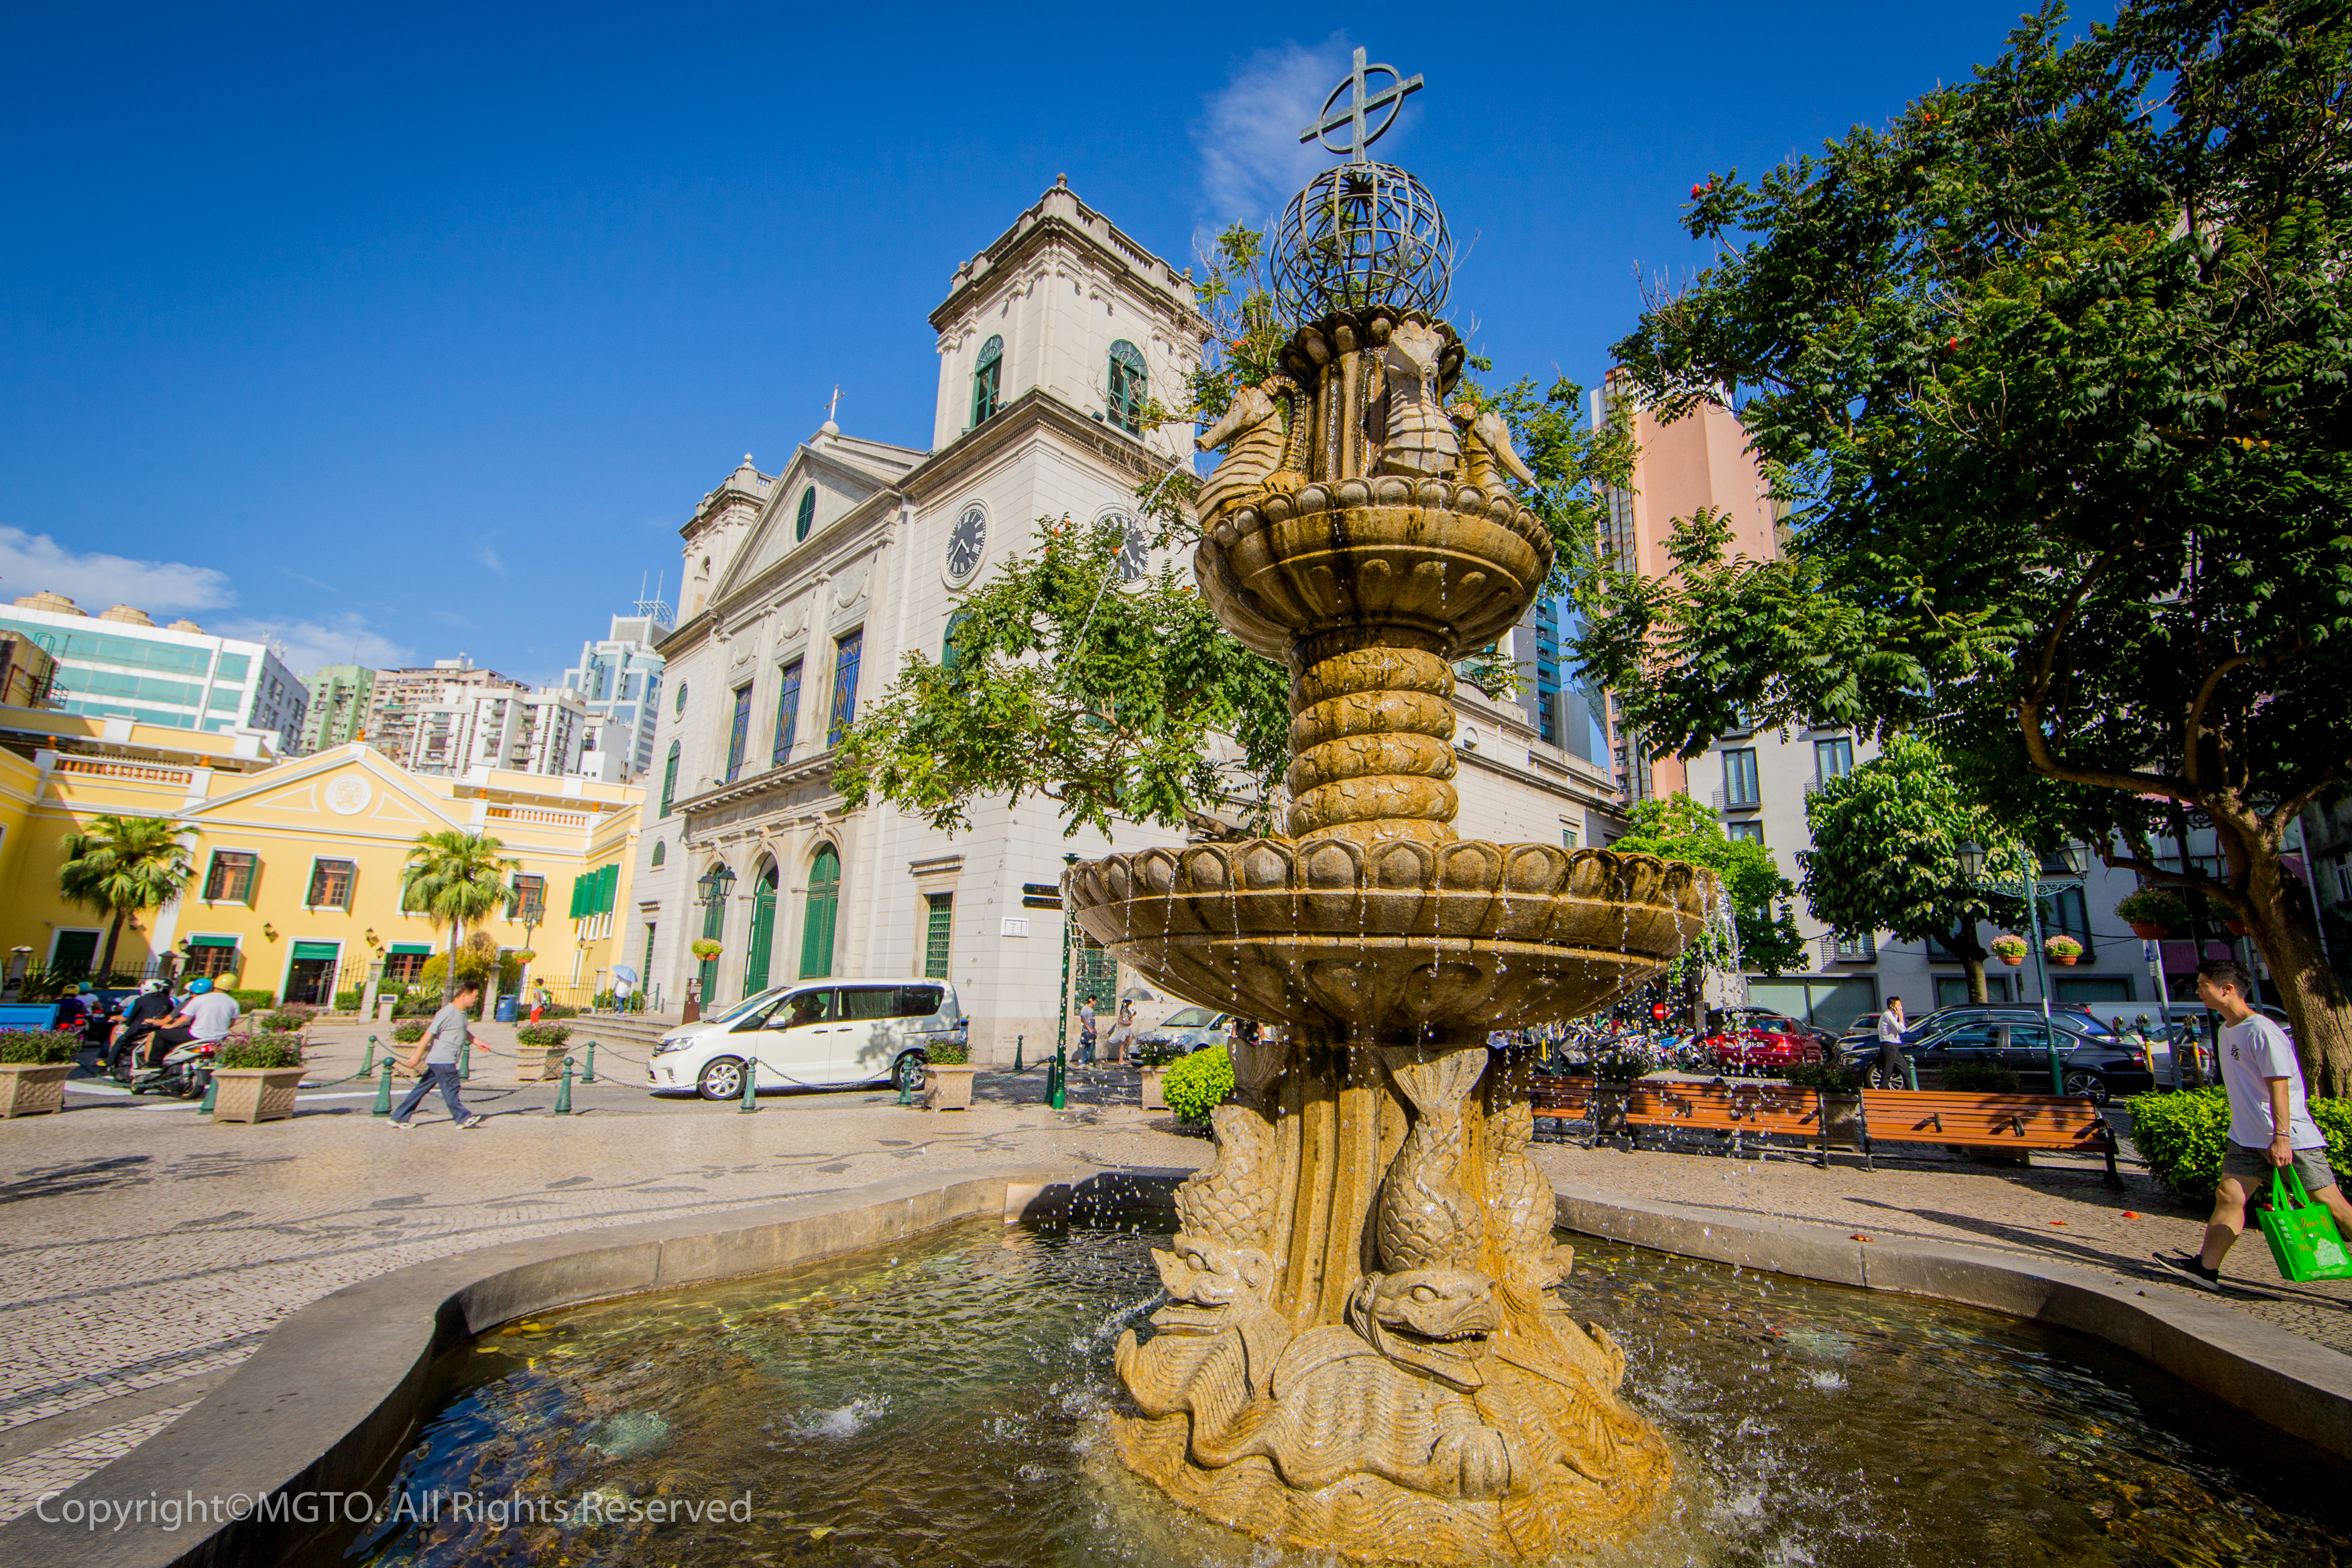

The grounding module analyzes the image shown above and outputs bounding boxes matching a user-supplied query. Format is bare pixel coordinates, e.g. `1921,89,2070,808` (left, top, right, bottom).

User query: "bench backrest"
1628,1079,1819,1132
1860,1088,2105,1141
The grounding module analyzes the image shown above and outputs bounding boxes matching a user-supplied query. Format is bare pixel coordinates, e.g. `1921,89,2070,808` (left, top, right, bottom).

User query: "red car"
1711,1017,1825,1075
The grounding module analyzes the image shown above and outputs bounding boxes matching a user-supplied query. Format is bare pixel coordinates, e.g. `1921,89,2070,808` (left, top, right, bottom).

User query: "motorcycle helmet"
186,977,213,995
141,979,166,994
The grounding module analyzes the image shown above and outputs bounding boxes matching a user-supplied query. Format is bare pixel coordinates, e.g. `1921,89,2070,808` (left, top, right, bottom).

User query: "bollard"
897,1062,914,1109
361,1035,376,1076
459,1034,471,1083
553,1057,574,1115
197,1071,217,1115
738,1054,759,1113
1012,1033,1024,1073
1049,1042,1067,1111
1901,1054,1919,1092
583,1042,597,1083
372,1057,394,1117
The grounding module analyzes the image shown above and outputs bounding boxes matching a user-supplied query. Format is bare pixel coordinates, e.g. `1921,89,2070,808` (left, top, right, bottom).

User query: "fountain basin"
1065,840,1710,1035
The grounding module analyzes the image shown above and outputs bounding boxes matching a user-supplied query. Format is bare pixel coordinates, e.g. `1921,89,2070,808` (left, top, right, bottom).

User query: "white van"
646,979,963,1101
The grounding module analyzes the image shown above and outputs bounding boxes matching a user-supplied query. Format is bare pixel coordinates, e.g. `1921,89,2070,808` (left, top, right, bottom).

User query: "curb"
1553,1187,2352,1463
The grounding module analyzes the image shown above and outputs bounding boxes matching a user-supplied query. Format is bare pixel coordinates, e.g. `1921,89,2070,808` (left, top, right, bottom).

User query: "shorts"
2219,1141,2339,1195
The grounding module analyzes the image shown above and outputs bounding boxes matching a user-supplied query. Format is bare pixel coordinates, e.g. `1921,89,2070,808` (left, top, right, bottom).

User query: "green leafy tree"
1587,1,2352,1089
1798,736,2032,1003
1610,794,1806,1021
400,830,519,1002
57,815,194,977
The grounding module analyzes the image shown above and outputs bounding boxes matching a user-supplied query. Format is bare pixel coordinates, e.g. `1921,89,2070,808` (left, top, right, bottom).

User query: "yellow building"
0,707,642,1006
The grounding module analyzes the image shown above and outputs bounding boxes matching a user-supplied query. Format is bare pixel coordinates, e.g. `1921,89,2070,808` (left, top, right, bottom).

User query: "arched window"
942,609,969,671
794,486,817,542
971,336,1003,427
650,840,666,868
1107,340,1146,434
744,862,779,993
800,844,841,978
660,741,680,817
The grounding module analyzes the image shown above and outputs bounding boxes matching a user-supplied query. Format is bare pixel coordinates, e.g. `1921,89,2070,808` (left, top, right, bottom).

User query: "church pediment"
713,441,911,605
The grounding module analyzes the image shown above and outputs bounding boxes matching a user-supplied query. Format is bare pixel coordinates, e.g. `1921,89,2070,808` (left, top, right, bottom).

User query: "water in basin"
347,1202,2349,1567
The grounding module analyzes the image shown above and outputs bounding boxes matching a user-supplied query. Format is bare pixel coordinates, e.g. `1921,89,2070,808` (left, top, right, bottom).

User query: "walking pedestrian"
1106,1001,1136,1065
1077,998,1098,1067
1874,996,1907,1087
391,981,487,1130
2155,959,2352,1289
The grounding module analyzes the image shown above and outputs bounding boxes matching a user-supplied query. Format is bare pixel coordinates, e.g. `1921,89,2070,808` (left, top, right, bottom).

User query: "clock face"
946,505,987,582
1107,512,1148,582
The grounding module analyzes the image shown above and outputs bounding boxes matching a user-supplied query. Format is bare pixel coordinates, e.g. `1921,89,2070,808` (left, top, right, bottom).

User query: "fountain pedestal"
1065,305,1706,1561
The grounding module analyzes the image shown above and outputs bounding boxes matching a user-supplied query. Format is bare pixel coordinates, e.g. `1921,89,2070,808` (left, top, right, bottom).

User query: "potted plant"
1991,934,2030,966
2115,888,2188,942
213,1033,308,1124
1587,1047,1655,1141
256,1010,307,1035
920,1038,977,1110
1,1029,80,1118
2044,934,2084,966
690,938,723,963
1783,1059,1867,1150
1134,1037,1186,1110
513,1020,573,1082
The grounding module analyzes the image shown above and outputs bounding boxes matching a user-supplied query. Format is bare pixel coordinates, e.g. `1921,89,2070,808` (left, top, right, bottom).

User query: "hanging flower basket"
512,949,537,963
689,939,723,961
1991,934,2029,966
2225,918,2250,937
2044,935,2084,967
2115,888,2186,942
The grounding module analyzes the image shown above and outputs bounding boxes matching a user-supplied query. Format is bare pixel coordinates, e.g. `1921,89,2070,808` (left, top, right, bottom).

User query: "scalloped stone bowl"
1064,841,1710,1042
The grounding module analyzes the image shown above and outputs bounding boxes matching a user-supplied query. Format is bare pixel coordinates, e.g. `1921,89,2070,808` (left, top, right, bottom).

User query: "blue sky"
0,2,2111,686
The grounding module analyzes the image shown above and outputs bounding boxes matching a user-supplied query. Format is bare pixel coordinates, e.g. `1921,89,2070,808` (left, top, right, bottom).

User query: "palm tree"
400,829,520,1002
58,815,196,979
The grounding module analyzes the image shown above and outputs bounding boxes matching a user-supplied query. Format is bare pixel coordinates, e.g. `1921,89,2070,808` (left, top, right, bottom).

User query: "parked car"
1708,1007,1837,1052
1841,1004,2156,1105
1135,1006,1235,1059
1711,1017,1825,1076
646,979,963,1101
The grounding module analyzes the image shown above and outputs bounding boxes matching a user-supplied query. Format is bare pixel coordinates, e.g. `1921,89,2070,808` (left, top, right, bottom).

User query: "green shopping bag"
2256,1165,2352,1282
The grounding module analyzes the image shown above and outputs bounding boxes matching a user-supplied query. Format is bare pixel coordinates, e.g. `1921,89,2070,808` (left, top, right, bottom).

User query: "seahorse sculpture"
1376,318,1460,478
1195,374,1305,524
1450,400,1537,491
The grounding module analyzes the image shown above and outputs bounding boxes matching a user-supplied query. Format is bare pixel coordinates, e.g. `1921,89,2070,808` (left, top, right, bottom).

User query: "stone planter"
922,1065,977,1111
516,1045,569,1083
1816,1091,1863,1152
0,1062,72,1118
1590,1083,1633,1140
211,1066,309,1124
1140,1067,1170,1111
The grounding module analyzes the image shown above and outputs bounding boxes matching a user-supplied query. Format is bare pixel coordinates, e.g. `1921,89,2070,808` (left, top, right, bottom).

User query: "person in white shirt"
2155,958,2352,1290
1873,996,1907,1085
145,977,240,1065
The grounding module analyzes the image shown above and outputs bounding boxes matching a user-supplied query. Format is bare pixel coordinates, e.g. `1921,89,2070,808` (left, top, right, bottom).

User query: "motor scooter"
129,1037,217,1099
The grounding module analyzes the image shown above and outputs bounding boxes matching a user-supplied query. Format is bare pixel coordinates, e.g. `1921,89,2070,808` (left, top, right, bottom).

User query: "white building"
0,593,306,751
406,685,590,779
559,613,667,782
628,179,1633,1059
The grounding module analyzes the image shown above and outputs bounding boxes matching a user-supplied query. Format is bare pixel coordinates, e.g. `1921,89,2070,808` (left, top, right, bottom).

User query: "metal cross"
1299,48,1424,163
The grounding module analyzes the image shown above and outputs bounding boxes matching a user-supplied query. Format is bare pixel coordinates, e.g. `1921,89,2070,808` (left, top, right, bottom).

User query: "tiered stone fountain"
1061,62,1713,1561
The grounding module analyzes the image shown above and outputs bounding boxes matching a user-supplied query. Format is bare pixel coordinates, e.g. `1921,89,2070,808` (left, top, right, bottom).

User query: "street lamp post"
1956,839,2089,1097
695,862,736,1014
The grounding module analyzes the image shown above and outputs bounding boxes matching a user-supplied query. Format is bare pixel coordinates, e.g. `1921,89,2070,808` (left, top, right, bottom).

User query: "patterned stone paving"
4,1024,2347,1524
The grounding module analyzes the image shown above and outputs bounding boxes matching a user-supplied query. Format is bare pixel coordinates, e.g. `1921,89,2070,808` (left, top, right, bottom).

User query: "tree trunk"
100,911,125,979
1964,952,1988,1004
443,922,460,1004
2235,836,2352,1097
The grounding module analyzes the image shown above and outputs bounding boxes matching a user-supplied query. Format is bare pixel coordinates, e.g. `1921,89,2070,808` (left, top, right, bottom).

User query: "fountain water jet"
1063,54,1710,1563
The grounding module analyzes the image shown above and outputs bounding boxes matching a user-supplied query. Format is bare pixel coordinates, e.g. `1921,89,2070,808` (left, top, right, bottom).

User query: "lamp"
262,922,279,941
1954,841,1985,880
696,863,737,906
364,928,379,947
2058,841,2090,877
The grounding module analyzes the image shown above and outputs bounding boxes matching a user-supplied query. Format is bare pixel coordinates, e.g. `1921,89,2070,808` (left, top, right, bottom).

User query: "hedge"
1,1030,82,1065
226,989,275,1010
390,1020,428,1044
2127,1087,2352,1202
218,1033,303,1070
1163,1045,1234,1124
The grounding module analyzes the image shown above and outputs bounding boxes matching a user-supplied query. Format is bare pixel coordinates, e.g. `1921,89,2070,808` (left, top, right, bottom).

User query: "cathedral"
626,178,1620,1062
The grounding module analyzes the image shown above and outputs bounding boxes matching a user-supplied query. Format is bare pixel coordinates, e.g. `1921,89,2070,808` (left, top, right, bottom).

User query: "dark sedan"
1839,1004,2155,1104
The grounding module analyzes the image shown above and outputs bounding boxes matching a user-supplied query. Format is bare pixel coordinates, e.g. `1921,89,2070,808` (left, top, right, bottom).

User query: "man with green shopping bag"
2154,960,2352,1289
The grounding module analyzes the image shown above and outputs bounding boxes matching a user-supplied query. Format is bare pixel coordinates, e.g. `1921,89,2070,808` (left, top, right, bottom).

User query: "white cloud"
477,545,506,574
215,613,413,680
1194,36,1355,226
0,526,234,617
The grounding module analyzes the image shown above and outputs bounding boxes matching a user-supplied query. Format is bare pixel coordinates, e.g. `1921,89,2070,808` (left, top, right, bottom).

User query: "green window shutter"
567,877,585,918
290,941,339,961
800,845,841,979
388,943,430,955
924,892,952,979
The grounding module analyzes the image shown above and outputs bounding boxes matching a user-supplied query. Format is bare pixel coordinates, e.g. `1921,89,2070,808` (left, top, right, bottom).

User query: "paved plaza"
3,1021,2348,1525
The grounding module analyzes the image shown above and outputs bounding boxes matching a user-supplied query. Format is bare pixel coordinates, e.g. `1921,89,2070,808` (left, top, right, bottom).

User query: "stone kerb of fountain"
1061,290,1712,1559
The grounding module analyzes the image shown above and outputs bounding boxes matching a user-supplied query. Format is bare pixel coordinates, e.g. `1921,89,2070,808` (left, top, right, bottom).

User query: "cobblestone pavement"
6,1026,2350,1524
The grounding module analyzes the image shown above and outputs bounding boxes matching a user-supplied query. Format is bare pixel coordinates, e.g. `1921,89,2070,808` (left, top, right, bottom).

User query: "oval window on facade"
795,486,817,542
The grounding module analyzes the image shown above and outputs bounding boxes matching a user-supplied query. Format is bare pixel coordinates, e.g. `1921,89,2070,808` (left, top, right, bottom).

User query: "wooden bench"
1530,1076,1844,1164
1858,1088,2121,1185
